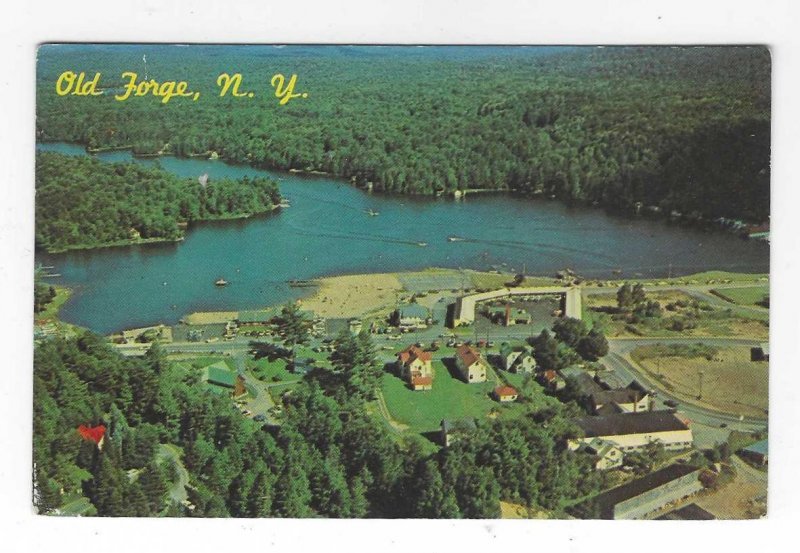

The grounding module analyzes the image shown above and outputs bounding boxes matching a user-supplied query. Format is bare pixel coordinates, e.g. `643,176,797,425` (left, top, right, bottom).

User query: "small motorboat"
215,278,229,287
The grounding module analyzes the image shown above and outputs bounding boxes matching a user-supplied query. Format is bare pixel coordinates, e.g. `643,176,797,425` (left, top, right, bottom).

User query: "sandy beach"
299,273,403,318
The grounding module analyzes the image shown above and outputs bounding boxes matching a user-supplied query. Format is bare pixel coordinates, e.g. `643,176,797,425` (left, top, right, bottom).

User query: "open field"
631,345,768,417
711,286,769,307
585,290,769,339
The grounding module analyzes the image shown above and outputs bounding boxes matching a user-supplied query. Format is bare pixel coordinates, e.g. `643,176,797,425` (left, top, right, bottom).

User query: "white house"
455,344,488,383
581,438,624,470
499,343,537,373
396,345,434,391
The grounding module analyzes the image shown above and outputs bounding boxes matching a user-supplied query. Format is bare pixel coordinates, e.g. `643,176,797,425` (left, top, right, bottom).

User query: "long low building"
452,286,582,326
585,464,705,519
570,411,693,452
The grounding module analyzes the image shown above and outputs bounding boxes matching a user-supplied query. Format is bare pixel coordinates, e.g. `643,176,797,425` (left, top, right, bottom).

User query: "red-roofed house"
411,375,433,391
455,344,488,383
493,386,519,402
397,345,434,390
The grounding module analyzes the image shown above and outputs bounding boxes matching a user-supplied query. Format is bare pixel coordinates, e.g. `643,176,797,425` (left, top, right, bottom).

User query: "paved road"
158,443,189,505
602,338,768,438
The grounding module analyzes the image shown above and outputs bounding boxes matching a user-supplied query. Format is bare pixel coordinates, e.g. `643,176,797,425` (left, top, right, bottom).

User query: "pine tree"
138,462,168,513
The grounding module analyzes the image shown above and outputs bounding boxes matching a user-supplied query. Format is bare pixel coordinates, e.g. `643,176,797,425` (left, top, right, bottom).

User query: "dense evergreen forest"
33,332,600,517
37,45,770,222
35,152,281,252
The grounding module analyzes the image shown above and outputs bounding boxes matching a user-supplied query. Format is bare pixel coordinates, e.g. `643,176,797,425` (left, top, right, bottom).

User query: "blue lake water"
36,142,769,334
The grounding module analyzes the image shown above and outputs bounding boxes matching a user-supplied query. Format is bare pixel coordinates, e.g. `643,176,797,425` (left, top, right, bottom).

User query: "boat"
215,278,229,287
417,242,428,247
366,209,379,216
447,236,465,242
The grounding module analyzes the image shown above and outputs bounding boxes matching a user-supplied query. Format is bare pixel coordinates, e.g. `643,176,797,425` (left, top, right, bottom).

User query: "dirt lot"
695,458,767,519
634,346,768,417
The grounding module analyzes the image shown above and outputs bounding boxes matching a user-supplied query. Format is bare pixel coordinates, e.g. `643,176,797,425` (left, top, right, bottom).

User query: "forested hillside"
33,333,599,517
37,45,770,221
35,152,281,252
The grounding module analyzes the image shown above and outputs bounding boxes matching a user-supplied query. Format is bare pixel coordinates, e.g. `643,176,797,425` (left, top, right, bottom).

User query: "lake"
36,142,769,334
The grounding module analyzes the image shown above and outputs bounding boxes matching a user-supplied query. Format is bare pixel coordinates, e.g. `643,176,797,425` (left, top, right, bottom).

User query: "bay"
36,142,769,334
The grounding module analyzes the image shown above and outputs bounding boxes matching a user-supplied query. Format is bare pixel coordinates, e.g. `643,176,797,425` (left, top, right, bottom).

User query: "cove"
36,142,769,334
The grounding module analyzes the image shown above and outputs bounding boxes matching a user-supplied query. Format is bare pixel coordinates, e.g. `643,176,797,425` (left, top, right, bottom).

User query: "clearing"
631,345,768,417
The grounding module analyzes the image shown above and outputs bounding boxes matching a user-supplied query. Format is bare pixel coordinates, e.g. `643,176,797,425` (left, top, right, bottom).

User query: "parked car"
664,399,679,408
253,414,266,422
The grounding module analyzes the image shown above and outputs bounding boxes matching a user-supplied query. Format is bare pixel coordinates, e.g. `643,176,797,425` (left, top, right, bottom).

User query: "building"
582,464,705,519
751,343,769,362
580,438,624,470
656,503,716,520
455,344,488,383
441,418,477,447
237,309,277,326
410,375,433,391
452,286,581,327
570,411,694,452
203,361,246,397
493,385,519,402
499,343,536,373
395,303,431,329
348,318,363,335
537,369,565,392
397,345,434,390
739,438,768,466
590,382,651,415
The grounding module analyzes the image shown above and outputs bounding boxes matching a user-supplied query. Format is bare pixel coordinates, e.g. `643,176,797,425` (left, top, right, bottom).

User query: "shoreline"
39,141,769,230
44,267,769,336
39,204,282,255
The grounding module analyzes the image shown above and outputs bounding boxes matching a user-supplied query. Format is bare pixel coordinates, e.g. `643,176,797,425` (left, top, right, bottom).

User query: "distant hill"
36,45,770,222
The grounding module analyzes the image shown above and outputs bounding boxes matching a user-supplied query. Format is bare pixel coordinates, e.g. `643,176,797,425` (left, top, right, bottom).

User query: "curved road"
604,337,768,434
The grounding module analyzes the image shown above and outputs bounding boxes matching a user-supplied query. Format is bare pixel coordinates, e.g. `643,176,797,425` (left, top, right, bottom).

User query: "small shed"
493,385,519,403
739,439,768,466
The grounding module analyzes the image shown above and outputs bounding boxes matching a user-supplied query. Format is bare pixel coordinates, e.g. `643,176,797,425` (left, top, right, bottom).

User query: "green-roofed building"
202,361,246,397
237,309,278,325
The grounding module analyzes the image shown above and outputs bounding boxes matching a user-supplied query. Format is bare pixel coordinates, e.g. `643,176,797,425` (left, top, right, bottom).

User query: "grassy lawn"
267,382,299,403
711,286,769,307
249,357,300,383
381,359,543,435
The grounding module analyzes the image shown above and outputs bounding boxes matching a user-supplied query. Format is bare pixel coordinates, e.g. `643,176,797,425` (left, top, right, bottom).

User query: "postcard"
32,44,769,520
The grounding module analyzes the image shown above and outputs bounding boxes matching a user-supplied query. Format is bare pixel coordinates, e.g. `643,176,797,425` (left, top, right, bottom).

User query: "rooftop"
205,361,237,388
237,309,277,323
399,303,429,319
592,388,645,406
741,438,768,456
656,503,716,521
398,345,432,364
494,386,518,397
411,375,433,386
590,464,701,518
574,411,690,438
456,344,483,367
441,418,477,434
